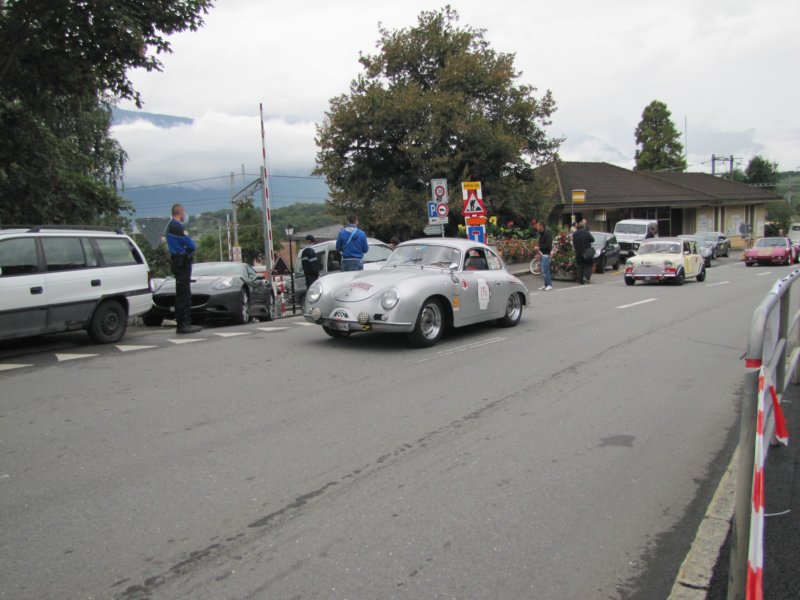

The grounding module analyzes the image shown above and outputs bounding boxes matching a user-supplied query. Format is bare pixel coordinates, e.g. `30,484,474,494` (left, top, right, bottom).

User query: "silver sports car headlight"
307,280,323,304
212,277,234,290
381,288,400,310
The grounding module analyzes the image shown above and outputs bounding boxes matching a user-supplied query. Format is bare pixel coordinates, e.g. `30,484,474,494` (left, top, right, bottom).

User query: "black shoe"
176,325,201,334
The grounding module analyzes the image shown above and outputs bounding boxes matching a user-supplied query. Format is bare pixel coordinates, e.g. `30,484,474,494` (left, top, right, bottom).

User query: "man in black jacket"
300,235,320,288
572,220,595,284
534,221,553,291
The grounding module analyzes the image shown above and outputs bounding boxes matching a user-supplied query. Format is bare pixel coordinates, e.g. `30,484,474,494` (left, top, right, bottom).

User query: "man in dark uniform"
166,203,201,334
300,234,320,288
572,220,595,284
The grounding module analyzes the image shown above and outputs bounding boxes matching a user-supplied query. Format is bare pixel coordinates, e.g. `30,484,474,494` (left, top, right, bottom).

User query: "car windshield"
192,263,243,277
385,244,462,268
364,243,394,263
638,242,681,255
591,233,610,248
754,238,786,248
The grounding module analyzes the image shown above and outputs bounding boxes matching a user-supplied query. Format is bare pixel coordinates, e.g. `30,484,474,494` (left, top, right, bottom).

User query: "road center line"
706,281,730,287
617,298,657,309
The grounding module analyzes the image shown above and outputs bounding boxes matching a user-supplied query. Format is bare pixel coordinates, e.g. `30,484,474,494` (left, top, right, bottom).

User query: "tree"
633,100,686,172
314,7,561,241
0,0,212,225
744,155,779,186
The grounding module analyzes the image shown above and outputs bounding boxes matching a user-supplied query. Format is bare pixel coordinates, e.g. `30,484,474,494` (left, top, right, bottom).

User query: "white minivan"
613,219,658,257
0,227,153,343
789,222,800,245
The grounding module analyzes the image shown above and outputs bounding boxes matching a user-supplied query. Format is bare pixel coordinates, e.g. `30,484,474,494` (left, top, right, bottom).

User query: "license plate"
332,321,349,331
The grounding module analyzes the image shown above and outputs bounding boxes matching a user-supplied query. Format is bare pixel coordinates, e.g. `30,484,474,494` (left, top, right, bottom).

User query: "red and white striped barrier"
746,366,789,600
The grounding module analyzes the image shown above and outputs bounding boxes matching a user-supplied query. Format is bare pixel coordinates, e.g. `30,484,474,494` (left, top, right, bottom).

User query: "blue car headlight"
212,277,234,290
381,288,400,310
307,280,323,304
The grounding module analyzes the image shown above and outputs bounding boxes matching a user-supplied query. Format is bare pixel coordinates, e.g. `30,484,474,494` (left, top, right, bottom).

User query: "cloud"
112,112,318,186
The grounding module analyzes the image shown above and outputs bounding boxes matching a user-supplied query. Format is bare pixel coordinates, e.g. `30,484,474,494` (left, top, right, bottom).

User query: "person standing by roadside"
572,220,595,284
300,234,320,288
336,215,369,271
167,203,200,334
645,222,657,239
534,221,553,291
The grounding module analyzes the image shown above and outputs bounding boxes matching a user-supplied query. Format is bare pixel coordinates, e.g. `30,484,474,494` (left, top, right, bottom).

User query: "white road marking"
115,345,158,352
55,353,99,362
257,327,290,332
617,298,657,309
294,322,315,326
214,332,251,338
167,338,205,344
756,272,773,277
706,281,730,287
0,364,32,372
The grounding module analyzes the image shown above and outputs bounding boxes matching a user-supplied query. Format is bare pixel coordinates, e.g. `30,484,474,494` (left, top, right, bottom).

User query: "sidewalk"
704,383,800,599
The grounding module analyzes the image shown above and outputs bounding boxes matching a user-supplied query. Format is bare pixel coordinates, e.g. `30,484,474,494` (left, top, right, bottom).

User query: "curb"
668,446,738,599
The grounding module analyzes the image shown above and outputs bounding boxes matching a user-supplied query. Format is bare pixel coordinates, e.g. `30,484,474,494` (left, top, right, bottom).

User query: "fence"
729,269,800,599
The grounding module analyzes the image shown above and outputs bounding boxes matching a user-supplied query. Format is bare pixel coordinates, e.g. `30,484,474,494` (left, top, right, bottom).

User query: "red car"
744,237,799,266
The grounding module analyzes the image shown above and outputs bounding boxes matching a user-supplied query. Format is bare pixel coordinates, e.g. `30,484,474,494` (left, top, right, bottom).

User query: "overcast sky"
113,0,800,190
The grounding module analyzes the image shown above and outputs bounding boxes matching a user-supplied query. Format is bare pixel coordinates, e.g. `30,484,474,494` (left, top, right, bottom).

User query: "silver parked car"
678,234,714,267
696,231,730,257
290,237,393,301
303,238,530,347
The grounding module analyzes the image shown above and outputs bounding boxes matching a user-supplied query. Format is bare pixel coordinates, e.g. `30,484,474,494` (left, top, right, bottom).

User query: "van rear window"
615,224,647,234
95,237,143,266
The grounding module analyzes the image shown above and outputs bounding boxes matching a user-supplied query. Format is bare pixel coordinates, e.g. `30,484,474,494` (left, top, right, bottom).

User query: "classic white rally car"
624,237,707,286
303,238,530,347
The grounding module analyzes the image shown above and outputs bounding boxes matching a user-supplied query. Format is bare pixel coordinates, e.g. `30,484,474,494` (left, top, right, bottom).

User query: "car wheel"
497,293,523,327
88,300,128,343
322,325,350,338
233,288,250,324
705,257,711,268
408,298,444,347
624,276,635,286
142,313,164,327
696,266,706,282
674,269,685,286
596,256,606,274
745,261,753,267
257,293,275,322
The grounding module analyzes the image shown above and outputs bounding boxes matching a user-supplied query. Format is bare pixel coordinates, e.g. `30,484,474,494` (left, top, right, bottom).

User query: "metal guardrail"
729,269,800,599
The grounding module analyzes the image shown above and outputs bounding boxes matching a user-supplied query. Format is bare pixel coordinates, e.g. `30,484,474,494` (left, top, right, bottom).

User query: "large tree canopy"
633,100,686,172
314,7,561,240
0,0,212,225
744,155,779,185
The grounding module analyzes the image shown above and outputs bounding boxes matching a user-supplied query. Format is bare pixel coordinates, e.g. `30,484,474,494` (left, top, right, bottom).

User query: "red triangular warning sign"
462,189,486,216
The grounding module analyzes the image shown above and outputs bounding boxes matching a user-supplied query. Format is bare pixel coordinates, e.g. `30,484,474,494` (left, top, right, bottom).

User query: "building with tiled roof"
537,161,782,247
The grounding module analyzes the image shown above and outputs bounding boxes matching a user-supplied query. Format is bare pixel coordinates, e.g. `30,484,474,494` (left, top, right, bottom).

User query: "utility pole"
229,171,239,246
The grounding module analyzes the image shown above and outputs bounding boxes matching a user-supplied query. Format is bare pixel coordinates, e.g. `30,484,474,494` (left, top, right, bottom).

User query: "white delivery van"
613,219,658,257
788,222,800,244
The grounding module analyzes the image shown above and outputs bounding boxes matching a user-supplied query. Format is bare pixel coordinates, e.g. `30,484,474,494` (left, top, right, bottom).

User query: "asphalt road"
0,257,789,599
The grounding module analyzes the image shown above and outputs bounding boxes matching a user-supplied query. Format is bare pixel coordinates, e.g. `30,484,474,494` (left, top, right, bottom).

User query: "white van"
0,227,152,343
788,222,800,244
613,219,658,257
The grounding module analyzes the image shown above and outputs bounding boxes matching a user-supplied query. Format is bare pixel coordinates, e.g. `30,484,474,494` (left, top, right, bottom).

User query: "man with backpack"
336,215,369,271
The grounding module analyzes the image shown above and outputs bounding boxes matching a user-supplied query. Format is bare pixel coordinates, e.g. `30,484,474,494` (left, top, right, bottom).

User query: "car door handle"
30,286,43,295
91,279,102,287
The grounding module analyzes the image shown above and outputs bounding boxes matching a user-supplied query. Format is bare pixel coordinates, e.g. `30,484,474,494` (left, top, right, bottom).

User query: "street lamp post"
285,224,295,314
